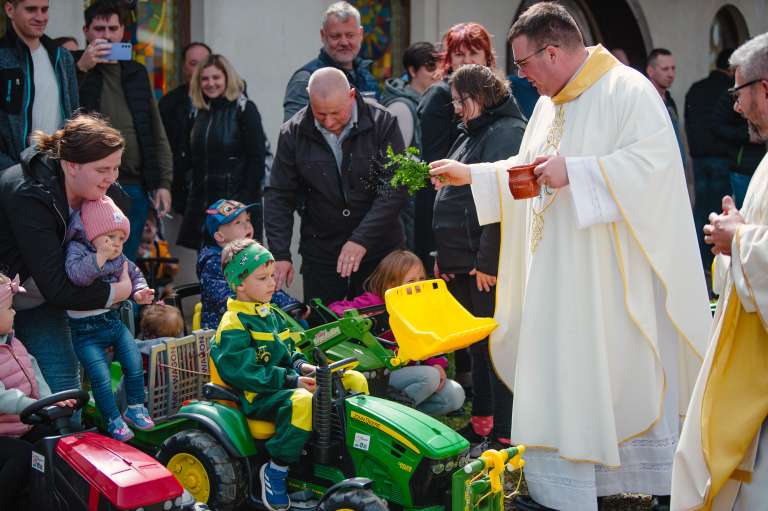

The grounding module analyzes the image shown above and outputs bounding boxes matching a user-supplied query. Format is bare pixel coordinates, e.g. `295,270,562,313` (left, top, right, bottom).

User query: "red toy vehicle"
20,389,205,511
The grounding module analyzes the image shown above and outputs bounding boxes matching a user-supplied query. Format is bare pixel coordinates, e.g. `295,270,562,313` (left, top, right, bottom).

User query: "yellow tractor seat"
208,358,276,440
192,302,202,331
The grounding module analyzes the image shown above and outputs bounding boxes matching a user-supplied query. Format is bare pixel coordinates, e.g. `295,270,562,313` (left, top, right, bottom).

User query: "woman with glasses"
178,54,267,250
414,24,497,389
433,64,526,454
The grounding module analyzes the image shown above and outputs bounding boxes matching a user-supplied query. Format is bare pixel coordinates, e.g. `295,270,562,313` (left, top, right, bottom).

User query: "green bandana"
223,243,274,291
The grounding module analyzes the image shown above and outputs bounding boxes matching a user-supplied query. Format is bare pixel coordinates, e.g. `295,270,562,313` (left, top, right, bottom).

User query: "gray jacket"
0,28,79,171
381,77,423,150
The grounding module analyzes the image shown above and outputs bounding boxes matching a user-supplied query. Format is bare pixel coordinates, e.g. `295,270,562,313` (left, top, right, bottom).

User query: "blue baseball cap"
205,199,256,236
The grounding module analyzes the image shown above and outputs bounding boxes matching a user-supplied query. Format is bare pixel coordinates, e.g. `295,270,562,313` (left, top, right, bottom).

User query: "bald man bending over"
265,68,407,304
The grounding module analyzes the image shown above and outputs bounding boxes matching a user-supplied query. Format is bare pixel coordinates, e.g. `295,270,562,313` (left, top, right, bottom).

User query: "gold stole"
701,290,768,509
530,45,620,253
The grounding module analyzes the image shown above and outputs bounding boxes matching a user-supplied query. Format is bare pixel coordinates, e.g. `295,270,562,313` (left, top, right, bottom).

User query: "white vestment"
468,46,711,511
672,153,768,511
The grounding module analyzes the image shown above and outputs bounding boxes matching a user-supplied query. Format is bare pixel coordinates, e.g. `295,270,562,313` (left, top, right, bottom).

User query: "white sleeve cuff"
567,156,622,229
470,163,502,225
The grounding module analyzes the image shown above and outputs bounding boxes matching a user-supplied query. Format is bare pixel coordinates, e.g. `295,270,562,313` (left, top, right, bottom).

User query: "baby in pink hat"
64,196,155,441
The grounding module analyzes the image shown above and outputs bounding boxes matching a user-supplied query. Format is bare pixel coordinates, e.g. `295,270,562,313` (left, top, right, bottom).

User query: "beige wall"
639,0,768,116
46,1,85,49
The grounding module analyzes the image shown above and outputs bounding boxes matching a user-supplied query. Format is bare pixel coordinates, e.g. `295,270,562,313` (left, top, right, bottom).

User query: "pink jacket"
328,293,448,369
0,334,44,437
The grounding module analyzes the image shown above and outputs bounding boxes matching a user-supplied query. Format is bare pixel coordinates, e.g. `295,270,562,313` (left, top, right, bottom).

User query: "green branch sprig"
385,146,442,196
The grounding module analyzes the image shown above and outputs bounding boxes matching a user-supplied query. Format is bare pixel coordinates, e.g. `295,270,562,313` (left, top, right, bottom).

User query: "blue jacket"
197,244,303,330
282,48,378,122
0,27,79,171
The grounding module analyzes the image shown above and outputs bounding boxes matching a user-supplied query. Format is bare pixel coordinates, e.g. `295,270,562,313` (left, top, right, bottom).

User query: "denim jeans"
730,172,752,209
121,184,150,261
692,157,732,281
69,310,144,422
14,303,81,425
388,365,465,416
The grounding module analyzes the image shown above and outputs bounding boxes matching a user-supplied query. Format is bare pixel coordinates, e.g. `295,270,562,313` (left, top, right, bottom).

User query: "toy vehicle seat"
192,302,202,331
385,278,498,363
208,358,276,440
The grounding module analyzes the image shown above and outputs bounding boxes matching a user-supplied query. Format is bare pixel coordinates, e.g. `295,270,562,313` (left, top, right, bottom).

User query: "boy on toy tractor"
210,239,367,511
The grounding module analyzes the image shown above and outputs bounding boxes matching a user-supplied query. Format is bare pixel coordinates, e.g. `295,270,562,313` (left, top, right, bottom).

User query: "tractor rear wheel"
157,430,246,510
318,488,389,510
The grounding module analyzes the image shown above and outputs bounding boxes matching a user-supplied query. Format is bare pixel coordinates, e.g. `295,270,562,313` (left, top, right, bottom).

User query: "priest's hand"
429,159,472,188
704,196,744,256
533,155,569,188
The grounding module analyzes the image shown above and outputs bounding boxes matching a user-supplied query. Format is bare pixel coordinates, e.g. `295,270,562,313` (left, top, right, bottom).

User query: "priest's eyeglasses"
728,78,766,104
513,45,558,69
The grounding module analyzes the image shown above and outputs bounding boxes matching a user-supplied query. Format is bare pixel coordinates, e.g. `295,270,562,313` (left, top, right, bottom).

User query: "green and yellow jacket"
210,298,307,402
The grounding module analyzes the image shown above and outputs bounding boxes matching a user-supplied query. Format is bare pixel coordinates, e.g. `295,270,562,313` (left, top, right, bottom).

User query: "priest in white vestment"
672,33,768,511
429,4,712,510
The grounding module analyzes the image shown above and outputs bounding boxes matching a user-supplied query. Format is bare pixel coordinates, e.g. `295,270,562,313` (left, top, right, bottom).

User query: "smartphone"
106,42,132,61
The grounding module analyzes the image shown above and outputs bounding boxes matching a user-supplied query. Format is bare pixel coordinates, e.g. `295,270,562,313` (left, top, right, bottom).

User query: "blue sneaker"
260,462,290,511
123,405,155,430
107,416,135,441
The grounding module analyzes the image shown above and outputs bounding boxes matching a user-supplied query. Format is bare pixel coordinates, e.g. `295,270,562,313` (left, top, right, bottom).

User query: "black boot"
514,495,558,510
651,495,670,511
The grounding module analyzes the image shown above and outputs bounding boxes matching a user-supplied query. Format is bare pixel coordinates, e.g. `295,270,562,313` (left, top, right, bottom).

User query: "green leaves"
385,146,435,196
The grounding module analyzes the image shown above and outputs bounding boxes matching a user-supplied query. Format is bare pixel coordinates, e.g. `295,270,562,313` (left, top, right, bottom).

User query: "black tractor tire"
157,430,246,511
318,488,389,511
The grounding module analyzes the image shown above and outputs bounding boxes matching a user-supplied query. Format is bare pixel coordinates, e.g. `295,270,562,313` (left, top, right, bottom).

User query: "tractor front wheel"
318,488,389,511
157,430,246,511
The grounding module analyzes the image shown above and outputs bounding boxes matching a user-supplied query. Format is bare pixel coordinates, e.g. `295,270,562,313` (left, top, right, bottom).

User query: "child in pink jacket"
329,250,464,416
0,273,76,507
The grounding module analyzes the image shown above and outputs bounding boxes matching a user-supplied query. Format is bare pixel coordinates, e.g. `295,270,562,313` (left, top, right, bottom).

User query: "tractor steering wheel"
20,389,90,432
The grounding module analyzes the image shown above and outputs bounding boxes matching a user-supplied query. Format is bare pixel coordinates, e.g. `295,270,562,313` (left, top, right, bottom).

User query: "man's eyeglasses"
513,45,558,68
728,78,766,103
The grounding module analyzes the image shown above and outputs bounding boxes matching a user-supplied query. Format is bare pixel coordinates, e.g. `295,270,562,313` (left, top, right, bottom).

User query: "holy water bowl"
507,163,540,199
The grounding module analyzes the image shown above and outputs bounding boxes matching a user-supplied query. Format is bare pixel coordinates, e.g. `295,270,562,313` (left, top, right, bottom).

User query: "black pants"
0,425,55,507
302,257,381,305
448,273,513,438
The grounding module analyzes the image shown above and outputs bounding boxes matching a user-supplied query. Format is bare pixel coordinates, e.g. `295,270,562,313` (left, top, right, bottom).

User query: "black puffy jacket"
433,94,526,274
264,94,407,265
177,95,266,249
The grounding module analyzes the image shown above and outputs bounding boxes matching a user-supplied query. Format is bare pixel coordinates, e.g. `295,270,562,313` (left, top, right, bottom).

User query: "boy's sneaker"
107,416,135,442
123,405,155,430
260,462,290,511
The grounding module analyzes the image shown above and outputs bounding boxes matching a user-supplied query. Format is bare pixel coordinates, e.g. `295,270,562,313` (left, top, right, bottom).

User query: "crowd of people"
0,0,766,510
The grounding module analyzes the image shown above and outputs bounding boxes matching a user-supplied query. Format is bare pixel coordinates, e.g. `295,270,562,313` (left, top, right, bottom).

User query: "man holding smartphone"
0,0,79,170
74,0,173,261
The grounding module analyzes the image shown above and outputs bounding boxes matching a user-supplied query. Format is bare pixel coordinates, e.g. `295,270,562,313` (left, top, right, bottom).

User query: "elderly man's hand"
337,241,366,278
533,155,569,188
274,260,294,290
704,195,744,256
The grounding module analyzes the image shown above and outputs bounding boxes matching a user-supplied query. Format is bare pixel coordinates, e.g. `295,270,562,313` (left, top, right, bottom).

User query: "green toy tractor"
153,348,524,510
82,279,524,510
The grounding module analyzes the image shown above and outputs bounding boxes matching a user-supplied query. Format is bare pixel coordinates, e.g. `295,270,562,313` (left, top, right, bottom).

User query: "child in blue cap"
197,199,306,330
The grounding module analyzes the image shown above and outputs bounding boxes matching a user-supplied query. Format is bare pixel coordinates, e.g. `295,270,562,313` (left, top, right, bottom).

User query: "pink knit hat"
81,196,131,241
